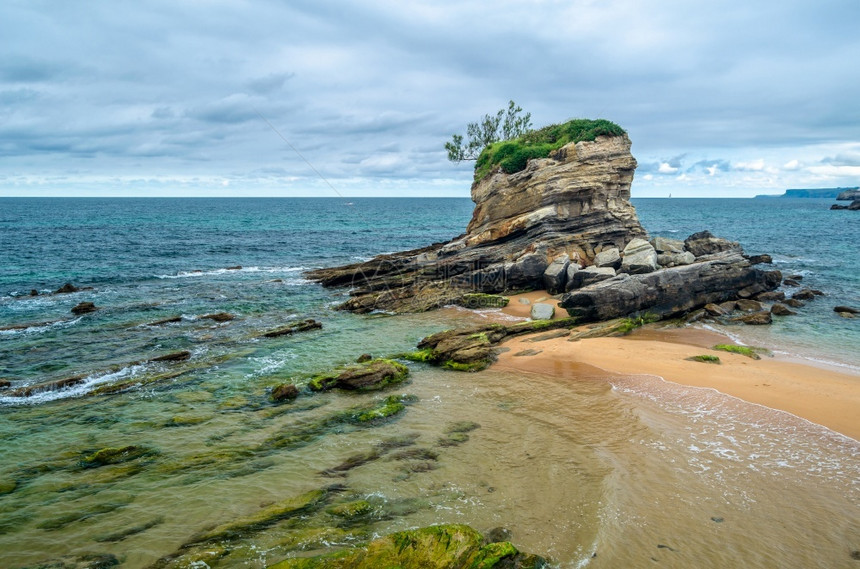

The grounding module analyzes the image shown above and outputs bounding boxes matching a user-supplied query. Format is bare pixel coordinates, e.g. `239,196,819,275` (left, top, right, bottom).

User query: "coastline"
493,319,860,441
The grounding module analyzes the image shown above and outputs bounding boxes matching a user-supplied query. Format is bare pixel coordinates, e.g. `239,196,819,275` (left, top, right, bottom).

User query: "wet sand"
495,321,860,441
496,290,860,440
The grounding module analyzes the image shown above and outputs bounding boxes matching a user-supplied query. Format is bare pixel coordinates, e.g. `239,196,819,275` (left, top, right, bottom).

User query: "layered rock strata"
308,134,645,312
308,133,779,320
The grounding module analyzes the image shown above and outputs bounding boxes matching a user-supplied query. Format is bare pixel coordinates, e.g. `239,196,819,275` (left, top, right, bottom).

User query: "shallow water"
1,197,859,568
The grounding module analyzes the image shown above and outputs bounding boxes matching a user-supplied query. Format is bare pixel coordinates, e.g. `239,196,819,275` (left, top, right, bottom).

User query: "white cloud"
782,159,800,170
734,159,765,171
658,162,678,174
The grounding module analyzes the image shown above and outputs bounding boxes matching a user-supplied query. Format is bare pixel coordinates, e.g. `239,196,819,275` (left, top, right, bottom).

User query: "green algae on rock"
78,445,157,469
712,344,769,360
308,359,409,392
687,355,721,364
267,523,548,568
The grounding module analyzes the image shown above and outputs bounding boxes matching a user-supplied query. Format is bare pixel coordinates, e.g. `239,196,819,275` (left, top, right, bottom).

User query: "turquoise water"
0,197,858,568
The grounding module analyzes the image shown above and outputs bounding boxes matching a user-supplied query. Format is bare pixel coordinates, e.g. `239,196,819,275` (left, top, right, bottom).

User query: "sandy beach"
493,303,860,440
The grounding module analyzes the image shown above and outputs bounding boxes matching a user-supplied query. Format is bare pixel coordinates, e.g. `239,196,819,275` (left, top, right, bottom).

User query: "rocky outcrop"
561,249,781,322
837,189,860,200
308,130,777,321
830,200,860,210
307,134,644,313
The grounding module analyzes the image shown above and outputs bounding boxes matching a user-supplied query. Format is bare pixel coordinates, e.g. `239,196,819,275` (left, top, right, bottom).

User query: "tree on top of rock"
445,100,532,162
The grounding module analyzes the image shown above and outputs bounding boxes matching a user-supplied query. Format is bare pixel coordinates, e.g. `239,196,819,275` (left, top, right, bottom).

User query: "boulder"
356,353,373,363
834,305,859,314
755,291,785,302
530,303,555,320
747,254,773,265
684,230,741,258
657,251,695,267
0,378,11,389
564,263,583,291
271,383,299,402
309,359,409,392
704,303,728,316
71,302,97,315
733,311,773,325
505,253,549,290
792,289,817,301
570,266,616,289
561,252,779,322
543,254,570,294
620,238,659,274
785,298,805,308
594,248,621,269
783,278,801,287
55,283,80,294
736,299,764,312
651,236,685,254
771,304,796,316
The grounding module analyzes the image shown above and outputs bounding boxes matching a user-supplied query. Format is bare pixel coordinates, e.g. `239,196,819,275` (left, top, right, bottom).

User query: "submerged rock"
261,319,323,338
200,312,235,322
271,383,299,402
55,282,80,294
309,359,409,392
79,445,157,469
267,523,548,568
771,304,797,316
71,301,98,315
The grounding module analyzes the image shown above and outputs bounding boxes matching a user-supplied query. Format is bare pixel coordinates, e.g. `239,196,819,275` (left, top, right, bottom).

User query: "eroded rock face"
307,135,645,313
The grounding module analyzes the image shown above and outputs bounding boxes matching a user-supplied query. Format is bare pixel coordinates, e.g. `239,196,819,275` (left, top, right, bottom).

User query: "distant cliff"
756,187,859,199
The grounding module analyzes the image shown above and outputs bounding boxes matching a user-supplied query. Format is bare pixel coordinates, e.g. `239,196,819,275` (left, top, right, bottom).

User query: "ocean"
0,197,858,568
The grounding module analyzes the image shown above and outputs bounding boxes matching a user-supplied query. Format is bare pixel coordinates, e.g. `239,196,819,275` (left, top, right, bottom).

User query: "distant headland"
755,187,859,199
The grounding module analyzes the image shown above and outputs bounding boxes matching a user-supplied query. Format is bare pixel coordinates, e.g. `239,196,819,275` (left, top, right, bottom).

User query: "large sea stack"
307,123,779,321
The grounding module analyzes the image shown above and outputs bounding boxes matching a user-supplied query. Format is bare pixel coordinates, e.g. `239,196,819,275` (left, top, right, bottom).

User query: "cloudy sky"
2,0,859,197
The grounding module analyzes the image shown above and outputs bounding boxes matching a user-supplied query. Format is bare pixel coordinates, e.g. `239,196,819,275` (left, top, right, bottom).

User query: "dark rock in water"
747,254,773,265
787,274,803,281
771,304,797,316
8,375,87,397
830,200,860,210
225,265,243,270
834,305,859,314
271,383,299,402
561,252,779,323
683,230,741,258
356,353,373,363
792,289,818,301
0,378,11,389
784,298,805,308
711,517,724,523
755,291,785,302
79,445,156,469
783,278,801,287
267,524,548,569
736,299,764,313
851,549,860,560
149,316,182,326
29,289,39,296
55,282,80,294
150,351,191,363
71,301,97,315
201,312,234,322
733,311,773,325
309,359,409,392
261,319,323,338
704,303,728,317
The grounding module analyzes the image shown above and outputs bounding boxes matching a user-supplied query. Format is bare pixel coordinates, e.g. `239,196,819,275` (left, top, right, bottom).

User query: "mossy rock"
164,413,211,427
686,355,721,364
278,527,367,553
309,359,409,392
395,349,439,363
712,344,769,360
443,360,490,372
189,488,329,545
326,500,373,520
267,523,548,568
79,445,157,469
0,480,17,495
352,394,409,424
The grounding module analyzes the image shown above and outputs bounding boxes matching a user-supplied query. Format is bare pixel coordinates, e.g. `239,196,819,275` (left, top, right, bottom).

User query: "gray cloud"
0,0,858,195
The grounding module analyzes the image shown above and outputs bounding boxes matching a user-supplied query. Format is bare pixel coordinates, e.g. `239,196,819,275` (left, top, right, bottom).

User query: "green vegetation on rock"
687,355,721,364
79,445,157,469
617,313,660,335
396,348,439,363
267,523,548,569
309,359,409,392
326,500,373,520
474,118,626,181
712,344,768,360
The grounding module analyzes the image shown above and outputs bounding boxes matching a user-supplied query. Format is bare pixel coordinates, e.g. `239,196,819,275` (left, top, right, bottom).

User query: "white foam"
156,266,308,279
0,363,147,406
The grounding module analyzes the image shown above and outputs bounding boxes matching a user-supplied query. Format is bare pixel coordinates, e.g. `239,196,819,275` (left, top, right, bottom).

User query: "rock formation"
308,127,779,321
308,133,645,312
